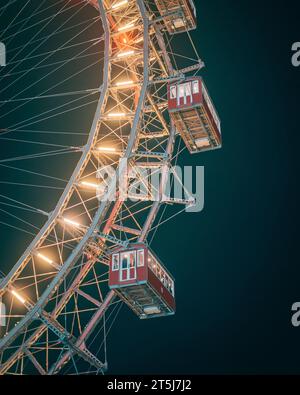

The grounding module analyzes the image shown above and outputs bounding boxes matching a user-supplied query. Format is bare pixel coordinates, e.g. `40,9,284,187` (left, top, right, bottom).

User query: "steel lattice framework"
0,0,205,374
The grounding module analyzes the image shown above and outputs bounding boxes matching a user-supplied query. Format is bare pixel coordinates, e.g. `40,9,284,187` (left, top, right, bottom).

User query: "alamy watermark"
291,42,300,67
95,159,205,213
0,41,6,67
291,302,300,327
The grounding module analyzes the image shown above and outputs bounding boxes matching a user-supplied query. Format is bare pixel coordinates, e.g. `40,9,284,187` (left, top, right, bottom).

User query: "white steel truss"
0,0,205,375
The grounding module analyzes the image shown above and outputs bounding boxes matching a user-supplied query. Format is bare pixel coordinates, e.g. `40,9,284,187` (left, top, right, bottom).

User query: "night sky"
1,0,300,374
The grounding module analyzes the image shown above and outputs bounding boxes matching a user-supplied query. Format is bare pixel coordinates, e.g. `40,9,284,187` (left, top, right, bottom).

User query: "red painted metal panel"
109,244,148,288
109,243,175,317
168,77,203,111
148,268,176,311
202,100,222,143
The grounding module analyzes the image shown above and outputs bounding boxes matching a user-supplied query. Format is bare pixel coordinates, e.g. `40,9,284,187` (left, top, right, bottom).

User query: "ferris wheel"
0,0,221,375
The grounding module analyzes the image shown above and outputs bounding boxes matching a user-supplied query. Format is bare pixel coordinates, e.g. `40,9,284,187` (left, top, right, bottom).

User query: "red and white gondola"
168,77,222,154
109,243,175,319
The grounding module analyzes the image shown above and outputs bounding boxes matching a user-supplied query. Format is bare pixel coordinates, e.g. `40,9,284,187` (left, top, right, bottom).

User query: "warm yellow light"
97,147,117,152
37,253,53,265
115,80,134,87
111,0,128,10
135,36,144,44
118,23,135,32
117,50,135,58
80,181,99,189
107,112,126,118
11,290,25,304
63,218,81,228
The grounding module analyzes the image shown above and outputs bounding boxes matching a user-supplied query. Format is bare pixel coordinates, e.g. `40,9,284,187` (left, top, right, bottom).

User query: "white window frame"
170,280,175,297
137,249,145,267
178,84,185,99
185,82,192,96
112,253,119,271
120,251,136,282
170,85,176,99
189,0,196,18
192,80,199,94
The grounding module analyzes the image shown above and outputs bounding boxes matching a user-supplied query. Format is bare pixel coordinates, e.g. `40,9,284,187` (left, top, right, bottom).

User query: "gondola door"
120,250,137,282
177,81,193,107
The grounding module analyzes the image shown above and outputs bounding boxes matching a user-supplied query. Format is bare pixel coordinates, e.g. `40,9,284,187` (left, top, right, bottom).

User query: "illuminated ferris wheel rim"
0,2,108,291
0,0,123,373
0,0,168,373
0,0,219,375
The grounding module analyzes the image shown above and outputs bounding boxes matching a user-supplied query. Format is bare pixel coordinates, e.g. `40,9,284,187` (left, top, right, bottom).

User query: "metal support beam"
0,0,112,354
133,151,169,160
24,349,47,375
98,232,129,248
39,313,105,372
111,224,142,236
76,288,102,308
49,291,116,375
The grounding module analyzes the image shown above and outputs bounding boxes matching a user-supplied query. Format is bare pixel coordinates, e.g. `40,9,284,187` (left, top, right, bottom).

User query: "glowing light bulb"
115,80,134,87
37,253,53,265
117,50,134,58
135,36,144,44
63,218,81,228
80,181,99,189
11,290,25,305
97,147,117,152
111,0,128,10
118,22,135,32
107,112,126,118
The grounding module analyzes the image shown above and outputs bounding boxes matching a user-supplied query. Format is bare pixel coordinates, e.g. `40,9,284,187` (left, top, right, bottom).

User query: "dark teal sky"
1,0,300,374
107,0,300,374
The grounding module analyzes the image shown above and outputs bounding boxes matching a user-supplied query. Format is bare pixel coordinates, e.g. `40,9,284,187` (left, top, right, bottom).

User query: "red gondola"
168,77,222,154
109,243,175,319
